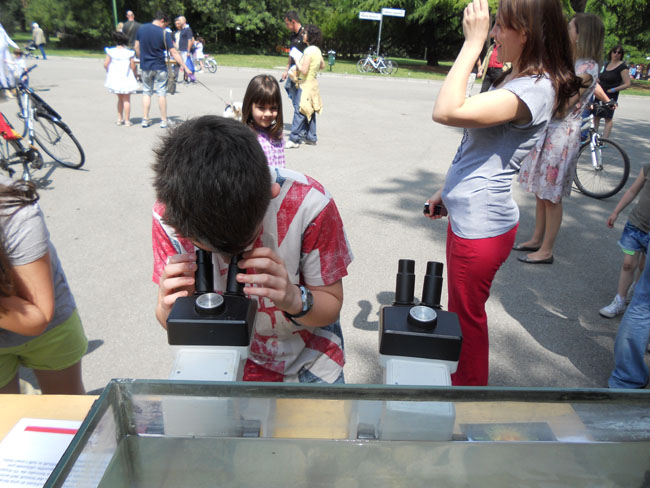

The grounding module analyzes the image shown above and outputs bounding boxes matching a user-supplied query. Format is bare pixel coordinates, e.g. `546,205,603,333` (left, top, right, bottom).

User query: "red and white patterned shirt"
152,168,353,383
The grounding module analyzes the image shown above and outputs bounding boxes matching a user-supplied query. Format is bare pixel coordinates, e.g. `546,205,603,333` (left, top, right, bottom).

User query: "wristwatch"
285,285,314,319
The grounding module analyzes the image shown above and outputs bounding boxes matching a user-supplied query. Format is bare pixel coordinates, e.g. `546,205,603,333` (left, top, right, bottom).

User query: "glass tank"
46,379,650,487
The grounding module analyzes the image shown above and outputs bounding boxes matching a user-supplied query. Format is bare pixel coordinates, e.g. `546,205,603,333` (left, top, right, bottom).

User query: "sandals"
116,120,125,126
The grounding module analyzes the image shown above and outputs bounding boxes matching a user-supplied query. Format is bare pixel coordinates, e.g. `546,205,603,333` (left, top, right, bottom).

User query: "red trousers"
447,223,518,386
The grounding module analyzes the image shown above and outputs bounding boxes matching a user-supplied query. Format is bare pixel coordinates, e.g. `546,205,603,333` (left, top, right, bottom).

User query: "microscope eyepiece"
394,259,416,305
421,261,444,309
195,249,213,294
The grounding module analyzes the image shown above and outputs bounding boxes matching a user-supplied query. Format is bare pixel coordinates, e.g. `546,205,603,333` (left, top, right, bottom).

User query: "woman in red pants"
425,0,581,385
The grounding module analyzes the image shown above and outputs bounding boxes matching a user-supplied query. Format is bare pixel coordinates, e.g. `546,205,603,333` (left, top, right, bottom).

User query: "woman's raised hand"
463,0,490,46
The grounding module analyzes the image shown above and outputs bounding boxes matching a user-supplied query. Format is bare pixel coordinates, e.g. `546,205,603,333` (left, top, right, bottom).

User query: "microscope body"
167,293,256,347
360,259,463,441
166,250,256,348
163,251,267,437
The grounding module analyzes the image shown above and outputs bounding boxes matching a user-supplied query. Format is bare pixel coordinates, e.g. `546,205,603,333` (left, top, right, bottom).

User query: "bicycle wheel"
388,59,398,74
205,58,218,73
574,138,630,199
356,59,368,73
378,59,390,75
32,114,85,169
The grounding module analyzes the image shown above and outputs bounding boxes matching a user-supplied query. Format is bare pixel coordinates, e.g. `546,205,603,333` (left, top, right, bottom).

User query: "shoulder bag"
163,30,176,95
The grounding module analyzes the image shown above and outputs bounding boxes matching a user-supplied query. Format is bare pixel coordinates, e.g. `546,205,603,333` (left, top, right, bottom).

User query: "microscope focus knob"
195,293,225,315
407,305,437,330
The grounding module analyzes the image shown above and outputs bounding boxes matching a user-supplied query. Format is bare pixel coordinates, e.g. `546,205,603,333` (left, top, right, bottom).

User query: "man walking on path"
31,23,46,60
134,11,190,129
122,10,141,49
280,11,306,145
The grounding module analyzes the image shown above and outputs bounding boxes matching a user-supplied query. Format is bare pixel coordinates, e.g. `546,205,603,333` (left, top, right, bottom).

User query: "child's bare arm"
0,253,54,336
608,170,647,228
237,247,344,327
130,57,137,78
103,54,111,71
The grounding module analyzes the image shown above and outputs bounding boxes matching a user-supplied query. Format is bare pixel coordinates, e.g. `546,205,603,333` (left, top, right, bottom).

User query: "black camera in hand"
166,250,257,347
379,259,462,362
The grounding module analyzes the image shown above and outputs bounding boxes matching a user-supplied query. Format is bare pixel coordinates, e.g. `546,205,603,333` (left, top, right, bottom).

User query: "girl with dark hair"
0,178,87,394
285,24,325,149
593,44,631,139
516,13,604,264
242,74,285,168
104,30,138,126
425,0,581,386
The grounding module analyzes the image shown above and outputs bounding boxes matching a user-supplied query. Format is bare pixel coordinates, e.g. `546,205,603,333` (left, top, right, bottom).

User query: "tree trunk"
424,20,438,67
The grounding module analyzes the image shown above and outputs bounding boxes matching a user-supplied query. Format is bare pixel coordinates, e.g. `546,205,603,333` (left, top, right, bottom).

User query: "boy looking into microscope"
152,116,353,383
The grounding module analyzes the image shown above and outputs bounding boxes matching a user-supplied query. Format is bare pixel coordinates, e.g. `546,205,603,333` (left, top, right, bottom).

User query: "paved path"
3,57,649,393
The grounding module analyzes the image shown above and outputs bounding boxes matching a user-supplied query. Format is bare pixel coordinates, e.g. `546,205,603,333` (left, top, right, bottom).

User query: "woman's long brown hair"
0,181,39,305
495,0,583,115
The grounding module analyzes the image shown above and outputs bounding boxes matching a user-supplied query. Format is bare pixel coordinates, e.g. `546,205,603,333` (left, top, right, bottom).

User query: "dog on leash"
223,102,242,122
222,89,243,121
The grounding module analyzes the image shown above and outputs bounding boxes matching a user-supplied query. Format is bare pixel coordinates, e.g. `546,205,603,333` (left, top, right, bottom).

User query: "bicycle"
356,50,397,75
0,112,44,181
16,65,85,169
203,55,218,74
22,43,40,60
573,102,630,199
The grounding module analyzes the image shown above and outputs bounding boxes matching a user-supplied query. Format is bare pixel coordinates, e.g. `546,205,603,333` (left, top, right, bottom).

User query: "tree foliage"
586,0,650,63
6,0,650,63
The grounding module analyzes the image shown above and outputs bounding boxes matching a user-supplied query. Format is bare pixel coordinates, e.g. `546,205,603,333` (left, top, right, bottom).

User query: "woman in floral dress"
515,13,604,264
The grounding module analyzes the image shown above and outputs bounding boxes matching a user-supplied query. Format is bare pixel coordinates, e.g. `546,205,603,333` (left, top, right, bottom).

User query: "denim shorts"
141,69,168,97
618,222,649,255
0,309,88,387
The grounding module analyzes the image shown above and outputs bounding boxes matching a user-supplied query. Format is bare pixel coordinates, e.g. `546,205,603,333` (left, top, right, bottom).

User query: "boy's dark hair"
284,11,300,23
304,24,322,48
112,31,129,46
153,116,272,256
242,74,284,140
154,10,168,22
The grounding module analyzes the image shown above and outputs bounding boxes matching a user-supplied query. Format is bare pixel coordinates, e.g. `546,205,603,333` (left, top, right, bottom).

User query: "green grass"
12,31,104,58
214,53,449,80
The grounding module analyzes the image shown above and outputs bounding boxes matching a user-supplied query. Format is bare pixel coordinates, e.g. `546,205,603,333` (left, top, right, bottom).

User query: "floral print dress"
519,59,599,203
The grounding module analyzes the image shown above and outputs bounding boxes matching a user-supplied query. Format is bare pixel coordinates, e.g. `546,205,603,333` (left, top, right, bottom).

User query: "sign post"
359,8,405,55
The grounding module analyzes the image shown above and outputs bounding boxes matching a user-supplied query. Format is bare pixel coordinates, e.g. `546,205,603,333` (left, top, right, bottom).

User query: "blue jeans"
37,44,46,60
609,260,650,388
285,79,316,143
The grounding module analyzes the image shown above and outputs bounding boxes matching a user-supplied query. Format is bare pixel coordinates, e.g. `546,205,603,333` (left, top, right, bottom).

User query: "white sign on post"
381,8,406,17
359,11,382,21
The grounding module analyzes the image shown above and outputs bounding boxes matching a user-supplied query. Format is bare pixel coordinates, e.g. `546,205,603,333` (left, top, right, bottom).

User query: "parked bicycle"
15,65,85,169
0,112,44,181
573,102,630,199
356,50,398,75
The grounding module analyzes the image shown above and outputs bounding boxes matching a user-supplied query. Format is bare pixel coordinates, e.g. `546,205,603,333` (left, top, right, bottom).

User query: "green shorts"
0,309,88,388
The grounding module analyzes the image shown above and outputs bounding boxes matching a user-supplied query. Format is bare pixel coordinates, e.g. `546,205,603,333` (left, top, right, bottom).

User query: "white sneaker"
285,140,300,149
599,297,626,318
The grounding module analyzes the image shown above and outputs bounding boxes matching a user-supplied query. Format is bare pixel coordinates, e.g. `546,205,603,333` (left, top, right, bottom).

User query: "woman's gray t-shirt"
0,180,76,347
441,75,555,239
